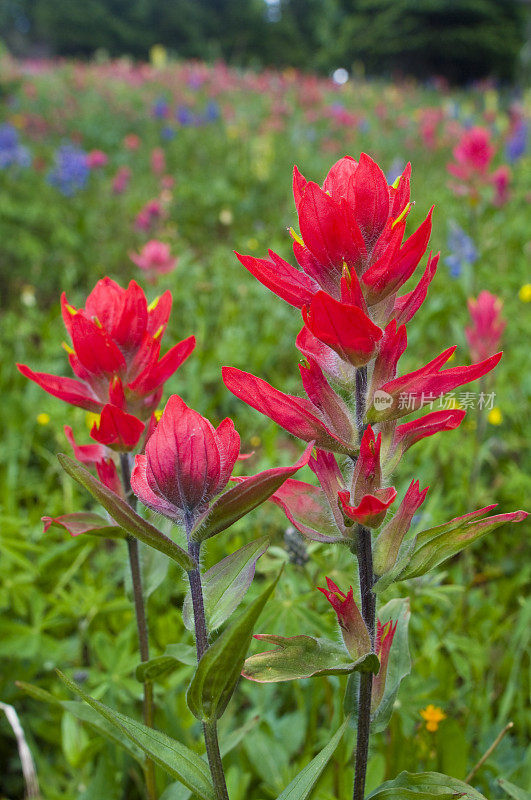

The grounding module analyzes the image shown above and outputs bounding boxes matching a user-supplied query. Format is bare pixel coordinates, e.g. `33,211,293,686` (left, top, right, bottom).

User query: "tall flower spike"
318,578,371,660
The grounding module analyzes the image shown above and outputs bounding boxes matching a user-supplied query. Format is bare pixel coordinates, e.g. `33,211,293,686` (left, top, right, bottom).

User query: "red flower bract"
18,277,195,420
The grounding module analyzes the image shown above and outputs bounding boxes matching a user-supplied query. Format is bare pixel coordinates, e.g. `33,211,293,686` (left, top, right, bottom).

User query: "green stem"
352,367,376,800
186,535,230,800
120,454,157,800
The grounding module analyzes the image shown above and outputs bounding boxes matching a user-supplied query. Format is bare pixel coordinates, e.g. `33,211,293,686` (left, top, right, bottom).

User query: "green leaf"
136,643,196,682
182,537,270,631
187,573,280,722
242,634,379,682
191,449,311,542
370,598,411,733
43,512,124,539
497,779,531,800
366,771,489,799
399,511,527,580
16,680,143,763
439,719,468,780
57,670,214,800
275,718,349,800
57,454,194,571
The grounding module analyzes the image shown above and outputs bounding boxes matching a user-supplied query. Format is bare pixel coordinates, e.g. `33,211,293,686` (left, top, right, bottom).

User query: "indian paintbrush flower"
465,291,506,363
18,277,195,421
129,240,177,282
371,618,398,711
318,578,371,661
131,394,313,530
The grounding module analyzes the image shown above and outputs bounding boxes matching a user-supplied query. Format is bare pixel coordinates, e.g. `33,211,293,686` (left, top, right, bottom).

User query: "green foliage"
1,0,526,81
0,56,529,799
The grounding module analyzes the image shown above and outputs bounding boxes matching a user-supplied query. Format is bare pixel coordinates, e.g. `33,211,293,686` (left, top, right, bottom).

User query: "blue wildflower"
176,106,195,126
152,97,170,119
505,121,527,163
445,221,478,279
0,124,31,169
47,144,89,195
161,125,177,140
203,101,220,123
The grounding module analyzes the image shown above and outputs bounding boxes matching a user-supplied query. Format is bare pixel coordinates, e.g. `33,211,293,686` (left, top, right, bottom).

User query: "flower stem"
120,453,157,800
187,537,230,800
352,367,376,800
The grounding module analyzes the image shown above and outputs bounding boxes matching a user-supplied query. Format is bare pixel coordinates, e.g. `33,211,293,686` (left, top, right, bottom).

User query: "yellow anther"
62,341,75,355
289,227,304,247
392,202,412,229
153,325,164,340
148,296,160,312
391,174,401,189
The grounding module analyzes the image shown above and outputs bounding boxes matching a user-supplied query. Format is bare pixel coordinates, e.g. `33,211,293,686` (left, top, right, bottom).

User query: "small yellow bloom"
36,413,50,426
219,208,233,226
420,704,446,732
488,407,503,425
149,44,167,69
85,412,101,430
246,237,259,251
249,435,261,448
518,284,531,302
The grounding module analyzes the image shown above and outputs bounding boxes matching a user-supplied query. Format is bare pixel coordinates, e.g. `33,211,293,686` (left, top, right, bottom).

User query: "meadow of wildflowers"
0,53,529,800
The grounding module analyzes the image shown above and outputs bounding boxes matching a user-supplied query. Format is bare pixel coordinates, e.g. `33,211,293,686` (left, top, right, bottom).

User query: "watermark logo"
373,390,393,411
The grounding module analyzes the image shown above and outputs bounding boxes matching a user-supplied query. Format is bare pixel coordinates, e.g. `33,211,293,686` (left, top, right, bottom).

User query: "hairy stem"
352,367,376,800
120,454,157,800
187,536,230,800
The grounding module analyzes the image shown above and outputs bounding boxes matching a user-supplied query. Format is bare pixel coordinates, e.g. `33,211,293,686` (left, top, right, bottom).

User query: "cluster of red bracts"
319,578,397,712
223,153,524,576
17,277,195,486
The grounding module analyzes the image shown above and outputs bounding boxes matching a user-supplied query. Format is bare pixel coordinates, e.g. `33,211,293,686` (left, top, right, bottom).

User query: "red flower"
465,291,506,363
302,291,383,367
131,394,312,529
222,366,357,455
368,348,502,422
90,404,145,451
235,155,434,314
318,577,371,660
338,488,397,529
373,480,429,576
18,277,195,420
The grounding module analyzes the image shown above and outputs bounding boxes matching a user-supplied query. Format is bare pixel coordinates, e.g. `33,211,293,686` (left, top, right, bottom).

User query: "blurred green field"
0,56,529,800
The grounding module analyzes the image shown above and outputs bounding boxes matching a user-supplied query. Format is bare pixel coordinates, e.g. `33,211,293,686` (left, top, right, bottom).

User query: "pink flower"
450,126,495,177
135,199,163,231
130,239,177,282
87,149,108,168
465,290,506,363
491,165,511,207
124,133,141,151
151,147,166,175
112,166,131,194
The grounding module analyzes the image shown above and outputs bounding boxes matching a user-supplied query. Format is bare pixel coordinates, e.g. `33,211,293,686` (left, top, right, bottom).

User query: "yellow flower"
488,407,503,426
149,44,167,69
420,704,446,732
246,237,259,251
36,413,50,426
219,208,233,226
518,284,531,302
249,435,261,448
